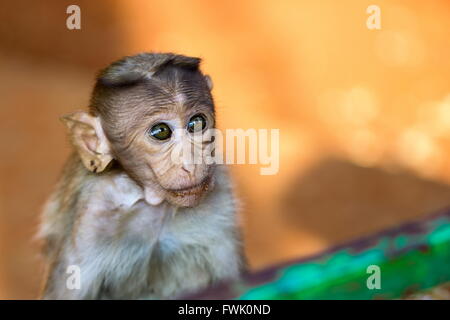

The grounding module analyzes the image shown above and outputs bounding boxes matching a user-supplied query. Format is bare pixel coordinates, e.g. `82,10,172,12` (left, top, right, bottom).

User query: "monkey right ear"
61,111,113,173
204,75,213,90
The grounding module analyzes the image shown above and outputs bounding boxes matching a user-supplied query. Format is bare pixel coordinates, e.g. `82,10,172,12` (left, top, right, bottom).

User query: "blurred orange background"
0,0,449,299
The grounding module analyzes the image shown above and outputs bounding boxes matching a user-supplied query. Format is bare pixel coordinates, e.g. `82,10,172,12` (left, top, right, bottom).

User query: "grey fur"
39,157,244,299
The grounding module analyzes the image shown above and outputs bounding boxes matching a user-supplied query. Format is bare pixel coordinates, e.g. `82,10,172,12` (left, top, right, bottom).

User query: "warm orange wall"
0,0,449,299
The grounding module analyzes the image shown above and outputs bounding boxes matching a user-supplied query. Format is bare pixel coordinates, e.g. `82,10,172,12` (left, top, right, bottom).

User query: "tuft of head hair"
97,53,201,88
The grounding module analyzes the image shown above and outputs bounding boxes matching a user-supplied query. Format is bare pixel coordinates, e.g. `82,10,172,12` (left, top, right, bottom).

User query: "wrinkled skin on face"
63,54,217,207
105,82,216,207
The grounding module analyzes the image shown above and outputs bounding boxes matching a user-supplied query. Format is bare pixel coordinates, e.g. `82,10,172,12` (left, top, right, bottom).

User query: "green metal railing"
190,208,450,299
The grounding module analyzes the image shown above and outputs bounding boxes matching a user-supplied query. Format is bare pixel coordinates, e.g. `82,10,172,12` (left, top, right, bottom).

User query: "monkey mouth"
166,176,212,197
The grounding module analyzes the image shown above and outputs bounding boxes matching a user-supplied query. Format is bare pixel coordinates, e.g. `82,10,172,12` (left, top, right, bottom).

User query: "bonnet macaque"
38,53,244,299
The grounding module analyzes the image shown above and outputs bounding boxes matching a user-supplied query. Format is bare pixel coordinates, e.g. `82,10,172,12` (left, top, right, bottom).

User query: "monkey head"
62,53,217,207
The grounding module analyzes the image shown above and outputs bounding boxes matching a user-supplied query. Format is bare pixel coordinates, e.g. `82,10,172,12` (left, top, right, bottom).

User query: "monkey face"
114,103,217,208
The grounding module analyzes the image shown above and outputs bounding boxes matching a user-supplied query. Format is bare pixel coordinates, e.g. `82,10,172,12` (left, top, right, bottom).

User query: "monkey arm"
40,162,164,299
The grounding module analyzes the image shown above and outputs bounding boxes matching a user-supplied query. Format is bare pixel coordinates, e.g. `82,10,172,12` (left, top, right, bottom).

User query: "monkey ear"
204,75,213,90
61,111,113,173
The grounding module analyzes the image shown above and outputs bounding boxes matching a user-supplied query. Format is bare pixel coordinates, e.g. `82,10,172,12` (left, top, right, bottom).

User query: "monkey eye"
149,123,172,140
187,114,207,133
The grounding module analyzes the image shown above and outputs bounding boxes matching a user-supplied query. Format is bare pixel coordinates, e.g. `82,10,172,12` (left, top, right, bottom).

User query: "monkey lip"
166,176,212,197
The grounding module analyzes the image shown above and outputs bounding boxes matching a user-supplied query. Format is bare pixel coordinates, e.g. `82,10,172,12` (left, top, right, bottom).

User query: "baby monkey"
38,53,244,299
